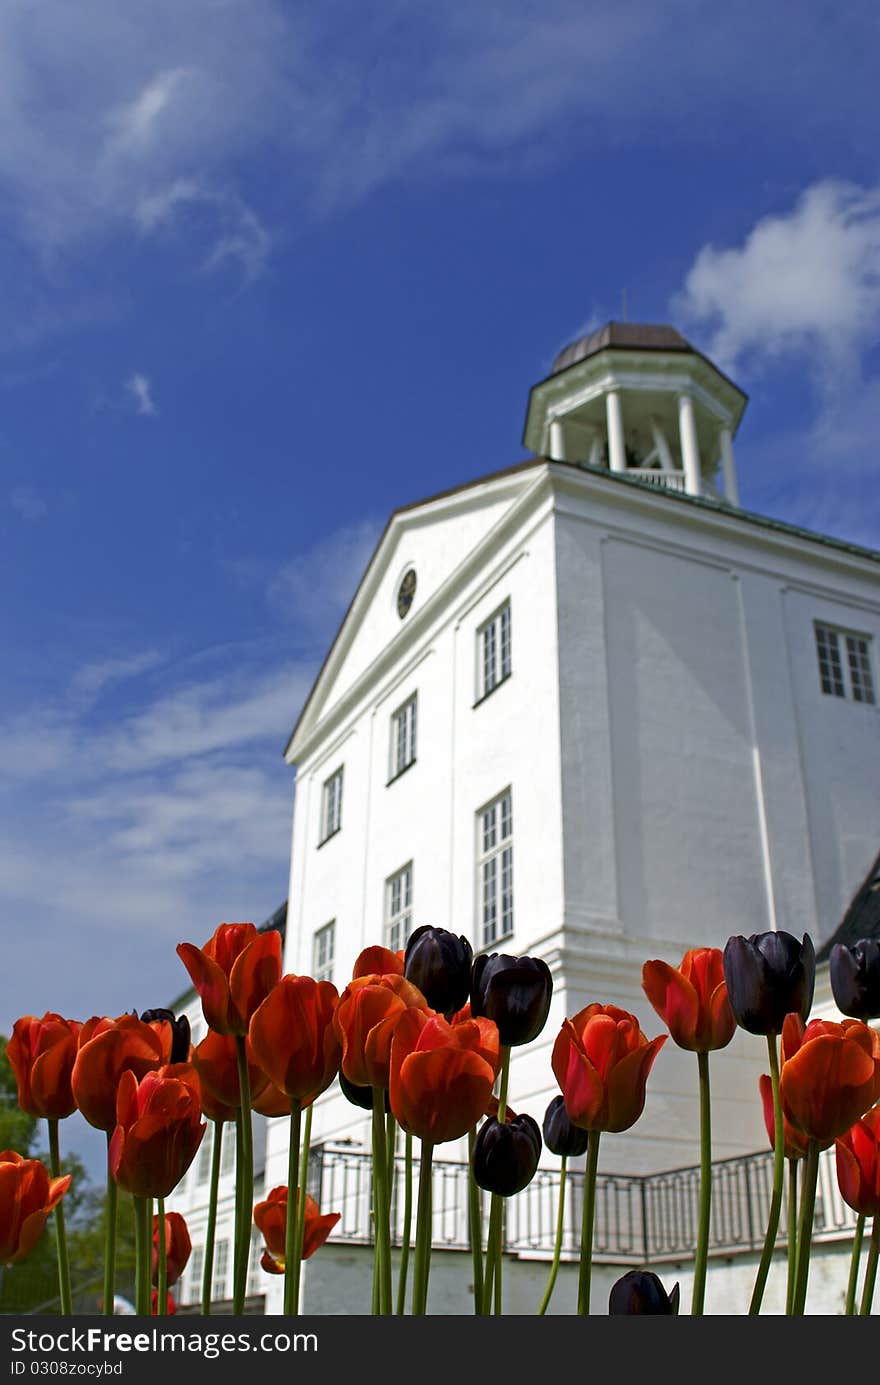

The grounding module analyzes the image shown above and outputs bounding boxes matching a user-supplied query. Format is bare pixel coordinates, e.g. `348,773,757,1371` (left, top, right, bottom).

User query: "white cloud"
268,517,383,637
9,485,48,520
68,649,165,701
675,181,880,373
107,68,193,155
125,371,156,415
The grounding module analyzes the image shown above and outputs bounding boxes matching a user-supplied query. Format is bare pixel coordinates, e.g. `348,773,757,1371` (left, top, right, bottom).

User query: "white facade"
171,326,880,1312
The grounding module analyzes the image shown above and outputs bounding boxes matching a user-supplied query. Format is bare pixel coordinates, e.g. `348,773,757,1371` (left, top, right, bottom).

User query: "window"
313,920,335,984
815,623,875,704
389,693,417,782
248,1229,263,1296
476,601,511,703
385,863,413,954
221,1122,236,1176
196,1124,213,1184
187,1245,204,1306
477,789,514,948
319,766,344,844
212,1239,229,1302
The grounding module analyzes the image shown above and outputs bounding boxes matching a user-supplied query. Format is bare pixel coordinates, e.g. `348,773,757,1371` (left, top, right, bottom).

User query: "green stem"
103,1134,117,1317
691,1050,712,1315
467,1127,484,1316
291,1103,313,1316
396,1133,413,1315
234,1037,254,1316
133,1196,151,1316
790,1139,820,1315
202,1120,223,1315
156,1197,167,1315
749,1032,784,1315
538,1156,567,1315
411,1140,434,1315
284,1100,302,1316
860,1215,879,1316
845,1212,865,1315
481,1046,511,1317
494,1203,504,1314
47,1120,71,1316
577,1129,601,1315
371,1086,392,1315
786,1158,799,1315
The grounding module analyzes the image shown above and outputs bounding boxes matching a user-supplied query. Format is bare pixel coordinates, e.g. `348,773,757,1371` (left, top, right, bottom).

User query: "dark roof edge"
816,850,880,962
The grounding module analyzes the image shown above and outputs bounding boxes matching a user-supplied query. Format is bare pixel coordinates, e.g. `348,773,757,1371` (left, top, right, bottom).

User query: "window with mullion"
814,622,875,704
385,862,413,954
320,766,344,843
389,693,417,781
313,920,335,984
478,789,514,948
477,601,512,703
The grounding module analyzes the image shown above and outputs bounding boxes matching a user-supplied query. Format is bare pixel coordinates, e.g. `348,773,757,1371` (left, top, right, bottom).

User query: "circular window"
397,568,417,619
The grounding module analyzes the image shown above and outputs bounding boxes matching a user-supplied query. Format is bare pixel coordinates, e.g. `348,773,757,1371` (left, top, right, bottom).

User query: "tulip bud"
542,1095,589,1158
404,925,473,1016
470,953,553,1047
608,1269,680,1315
472,1113,541,1197
140,1009,192,1064
722,931,815,1035
829,940,880,1021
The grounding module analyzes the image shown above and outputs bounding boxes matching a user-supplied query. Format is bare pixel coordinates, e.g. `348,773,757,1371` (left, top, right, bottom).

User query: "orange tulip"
253,1185,340,1272
248,975,342,1104
190,1030,284,1121
835,1105,880,1218
332,972,428,1089
152,1211,192,1286
352,946,404,979
779,1013,880,1149
71,1015,170,1132
759,1073,811,1161
389,1008,498,1144
0,1150,71,1264
6,1014,82,1120
642,948,736,1052
109,1066,205,1198
151,1289,177,1315
551,1003,666,1133
177,922,282,1036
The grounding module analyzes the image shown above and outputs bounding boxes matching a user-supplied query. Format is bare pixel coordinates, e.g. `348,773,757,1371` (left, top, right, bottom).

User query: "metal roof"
552,321,694,374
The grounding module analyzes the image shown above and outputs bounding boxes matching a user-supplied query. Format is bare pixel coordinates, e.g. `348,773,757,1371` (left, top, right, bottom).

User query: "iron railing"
308,1141,859,1264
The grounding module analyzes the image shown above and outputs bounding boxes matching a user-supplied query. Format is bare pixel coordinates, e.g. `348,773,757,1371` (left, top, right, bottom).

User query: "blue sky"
2,3,879,1172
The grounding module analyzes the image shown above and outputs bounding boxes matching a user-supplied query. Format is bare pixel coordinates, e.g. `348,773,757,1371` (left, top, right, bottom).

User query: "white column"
549,419,566,462
606,390,626,473
677,393,702,496
719,425,740,506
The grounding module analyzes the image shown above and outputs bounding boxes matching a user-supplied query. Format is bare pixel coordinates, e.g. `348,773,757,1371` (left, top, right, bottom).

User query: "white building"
172,322,880,1314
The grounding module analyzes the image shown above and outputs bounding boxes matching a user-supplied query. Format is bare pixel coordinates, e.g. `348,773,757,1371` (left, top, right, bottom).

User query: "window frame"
384,861,413,955
388,691,418,784
312,919,335,984
814,621,876,705
474,600,512,707
318,765,344,846
476,787,514,950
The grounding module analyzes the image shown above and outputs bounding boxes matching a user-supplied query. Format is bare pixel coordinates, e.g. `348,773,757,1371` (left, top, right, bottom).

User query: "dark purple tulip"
338,1069,390,1112
472,1114,541,1197
722,931,815,1035
404,925,473,1016
140,1008,191,1064
470,953,553,1047
608,1269,680,1315
542,1095,589,1158
830,940,880,1021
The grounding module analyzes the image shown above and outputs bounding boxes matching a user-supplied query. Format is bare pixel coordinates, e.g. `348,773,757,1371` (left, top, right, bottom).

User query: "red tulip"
248,974,342,1104
253,1185,340,1272
6,1013,82,1120
151,1290,177,1315
389,1008,497,1144
71,1015,170,1132
0,1150,71,1264
190,1030,283,1121
332,972,428,1089
835,1105,880,1217
551,1003,666,1133
352,946,404,979
152,1211,192,1286
177,923,282,1036
109,1065,206,1198
642,948,736,1052
759,1073,811,1161
779,1013,880,1149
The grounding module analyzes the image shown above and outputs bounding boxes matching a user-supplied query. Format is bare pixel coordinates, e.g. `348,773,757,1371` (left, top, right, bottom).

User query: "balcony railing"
309,1142,858,1264
625,468,688,493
